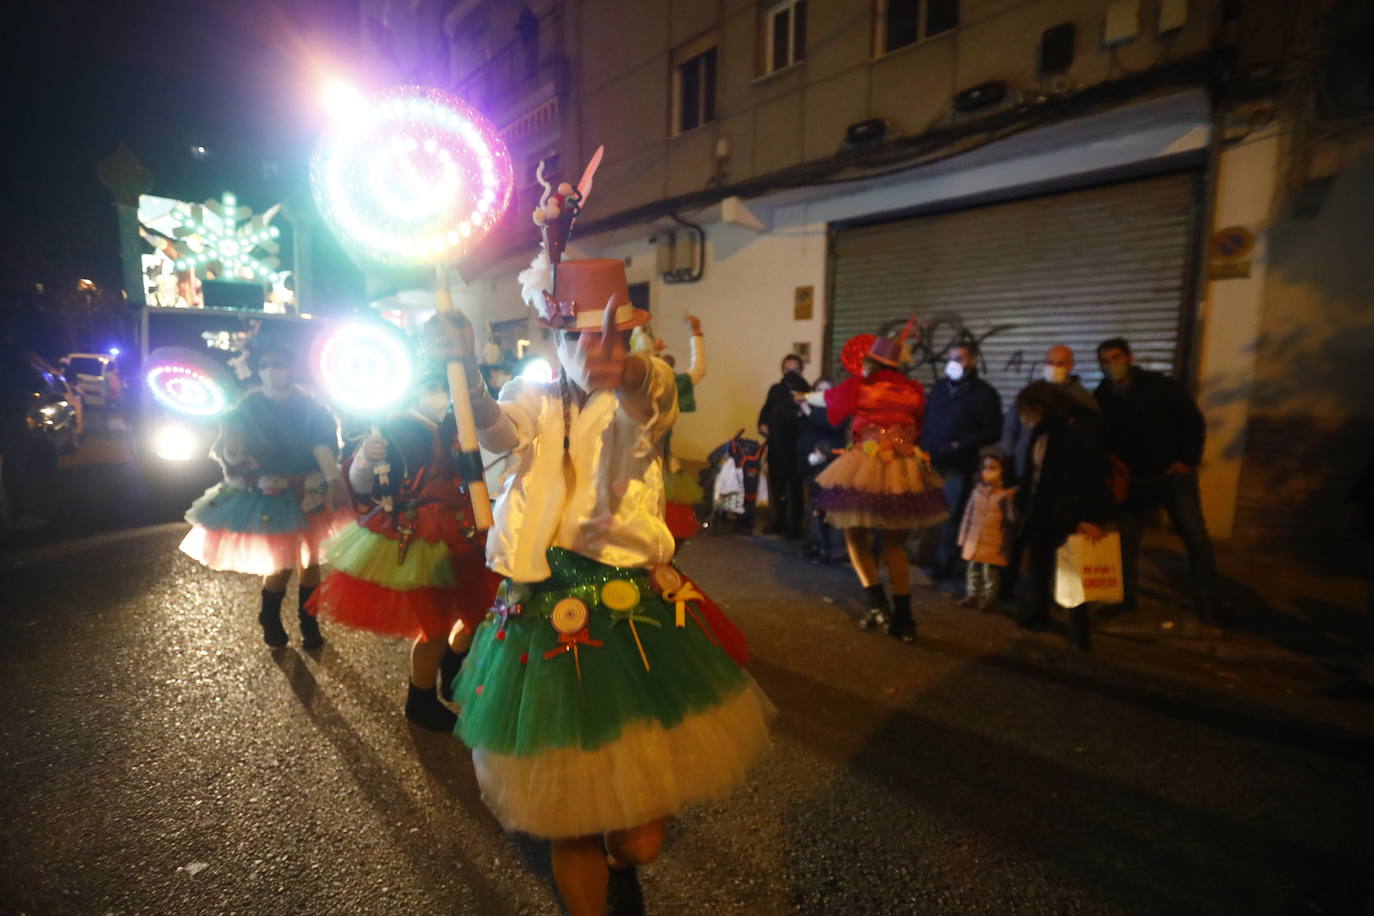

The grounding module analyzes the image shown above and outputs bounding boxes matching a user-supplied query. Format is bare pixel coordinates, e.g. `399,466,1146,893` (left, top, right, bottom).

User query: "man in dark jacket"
758,353,811,538
921,342,1003,581
1095,337,1219,623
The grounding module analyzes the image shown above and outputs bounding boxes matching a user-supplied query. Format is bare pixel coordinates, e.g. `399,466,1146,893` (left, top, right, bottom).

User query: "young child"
957,448,1017,611
180,330,353,648
306,363,501,730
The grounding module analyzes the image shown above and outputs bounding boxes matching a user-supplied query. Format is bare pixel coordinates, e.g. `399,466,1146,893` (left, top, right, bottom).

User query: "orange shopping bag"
1054,532,1125,607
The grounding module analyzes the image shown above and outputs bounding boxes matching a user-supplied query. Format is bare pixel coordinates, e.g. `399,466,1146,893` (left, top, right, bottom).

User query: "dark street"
2,427,1371,915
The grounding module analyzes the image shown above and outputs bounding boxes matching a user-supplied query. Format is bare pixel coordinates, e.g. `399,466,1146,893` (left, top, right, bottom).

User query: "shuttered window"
827,172,1201,402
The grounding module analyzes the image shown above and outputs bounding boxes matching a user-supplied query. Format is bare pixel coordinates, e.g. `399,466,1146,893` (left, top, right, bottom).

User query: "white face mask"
945,360,965,382
418,390,450,421
557,336,595,393
1043,364,1070,384
260,367,291,393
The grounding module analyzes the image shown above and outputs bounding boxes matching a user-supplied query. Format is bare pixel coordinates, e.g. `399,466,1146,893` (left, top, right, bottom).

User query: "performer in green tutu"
435,190,772,913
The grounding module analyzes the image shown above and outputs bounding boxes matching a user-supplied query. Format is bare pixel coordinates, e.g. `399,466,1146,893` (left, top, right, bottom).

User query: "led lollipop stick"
311,86,516,530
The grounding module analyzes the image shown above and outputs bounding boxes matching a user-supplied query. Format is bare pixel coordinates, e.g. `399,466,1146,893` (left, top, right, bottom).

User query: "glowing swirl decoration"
144,348,235,418
315,320,414,413
311,86,515,265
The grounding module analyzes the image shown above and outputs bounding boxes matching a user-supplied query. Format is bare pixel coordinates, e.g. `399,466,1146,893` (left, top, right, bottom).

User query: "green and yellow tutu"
452,547,774,839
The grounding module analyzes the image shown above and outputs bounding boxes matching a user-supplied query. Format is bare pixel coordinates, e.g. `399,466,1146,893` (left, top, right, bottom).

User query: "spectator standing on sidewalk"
1094,337,1220,625
920,342,1003,585
999,345,1098,598
798,376,847,563
758,354,811,539
1013,381,1114,647
956,448,1017,611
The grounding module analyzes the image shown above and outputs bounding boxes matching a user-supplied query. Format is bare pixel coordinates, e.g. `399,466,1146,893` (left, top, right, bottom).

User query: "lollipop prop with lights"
312,86,515,529
144,347,235,419
313,319,414,502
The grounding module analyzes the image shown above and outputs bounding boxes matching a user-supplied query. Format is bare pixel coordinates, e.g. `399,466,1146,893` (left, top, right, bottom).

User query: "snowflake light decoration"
171,191,282,280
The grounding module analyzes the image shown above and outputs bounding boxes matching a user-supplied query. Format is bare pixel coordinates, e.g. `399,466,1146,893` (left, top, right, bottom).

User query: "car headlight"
40,406,58,417
152,422,201,462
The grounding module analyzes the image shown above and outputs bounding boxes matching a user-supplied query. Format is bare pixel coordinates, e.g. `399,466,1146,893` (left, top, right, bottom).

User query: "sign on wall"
794,285,814,320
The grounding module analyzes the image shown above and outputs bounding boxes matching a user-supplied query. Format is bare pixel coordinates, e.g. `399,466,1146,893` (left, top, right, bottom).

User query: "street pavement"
1,427,1372,914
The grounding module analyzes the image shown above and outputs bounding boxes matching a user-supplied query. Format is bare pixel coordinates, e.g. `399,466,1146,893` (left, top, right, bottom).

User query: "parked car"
66,352,122,410
0,351,79,485
41,357,84,440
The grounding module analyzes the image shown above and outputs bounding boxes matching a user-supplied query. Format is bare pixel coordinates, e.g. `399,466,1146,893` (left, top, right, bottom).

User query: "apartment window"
674,47,717,134
876,0,958,55
764,0,807,74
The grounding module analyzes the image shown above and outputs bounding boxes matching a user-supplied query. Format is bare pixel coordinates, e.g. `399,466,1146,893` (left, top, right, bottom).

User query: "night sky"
0,0,360,296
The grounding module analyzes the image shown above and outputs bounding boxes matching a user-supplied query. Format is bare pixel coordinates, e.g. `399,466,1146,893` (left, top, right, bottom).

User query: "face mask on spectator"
945,360,964,381
1043,364,1070,384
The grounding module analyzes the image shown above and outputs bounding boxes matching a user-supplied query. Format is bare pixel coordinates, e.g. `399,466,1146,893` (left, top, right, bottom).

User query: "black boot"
887,593,916,644
258,589,288,648
297,585,324,649
1069,604,1092,651
405,682,458,732
438,646,469,702
606,863,646,916
858,583,889,631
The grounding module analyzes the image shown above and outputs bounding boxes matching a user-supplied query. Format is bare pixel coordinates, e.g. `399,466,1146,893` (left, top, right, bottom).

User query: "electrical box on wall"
1103,0,1139,48
1158,0,1187,35
655,233,676,274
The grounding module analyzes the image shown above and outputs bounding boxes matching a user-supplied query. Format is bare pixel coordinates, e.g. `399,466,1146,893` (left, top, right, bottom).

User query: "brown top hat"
534,258,650,331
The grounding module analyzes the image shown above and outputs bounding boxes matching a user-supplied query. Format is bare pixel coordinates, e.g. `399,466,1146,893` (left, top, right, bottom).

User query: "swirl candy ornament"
311,86,514,265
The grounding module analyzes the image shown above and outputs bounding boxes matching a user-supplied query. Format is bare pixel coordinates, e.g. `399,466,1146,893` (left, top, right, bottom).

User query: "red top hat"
533,259,650,331
865,314,919,367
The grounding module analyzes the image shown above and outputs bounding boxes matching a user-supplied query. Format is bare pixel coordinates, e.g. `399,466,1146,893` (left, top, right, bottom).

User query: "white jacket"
477,354,679,582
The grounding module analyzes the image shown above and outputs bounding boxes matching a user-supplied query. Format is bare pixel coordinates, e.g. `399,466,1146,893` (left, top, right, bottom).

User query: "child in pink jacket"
957,449,1017,610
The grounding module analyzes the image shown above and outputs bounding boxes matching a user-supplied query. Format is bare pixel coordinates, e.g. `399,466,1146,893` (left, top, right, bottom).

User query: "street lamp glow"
108,346,121,357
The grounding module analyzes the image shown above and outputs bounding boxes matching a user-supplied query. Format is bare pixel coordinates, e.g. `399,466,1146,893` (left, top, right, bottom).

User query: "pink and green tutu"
179,474,353,575
452,547,773,839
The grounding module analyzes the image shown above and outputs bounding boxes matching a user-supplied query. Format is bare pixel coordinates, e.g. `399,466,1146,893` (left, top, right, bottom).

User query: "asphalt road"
1,428,1372,914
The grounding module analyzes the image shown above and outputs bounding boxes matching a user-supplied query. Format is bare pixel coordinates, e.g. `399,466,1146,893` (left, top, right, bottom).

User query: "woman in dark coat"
1013,381,1115,643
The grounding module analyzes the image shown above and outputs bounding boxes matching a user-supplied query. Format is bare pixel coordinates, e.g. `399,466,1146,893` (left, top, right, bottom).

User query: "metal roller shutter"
827,172,1200,405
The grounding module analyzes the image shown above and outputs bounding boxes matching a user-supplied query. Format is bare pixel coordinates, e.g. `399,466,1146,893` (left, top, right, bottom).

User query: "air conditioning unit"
953,81,1006,113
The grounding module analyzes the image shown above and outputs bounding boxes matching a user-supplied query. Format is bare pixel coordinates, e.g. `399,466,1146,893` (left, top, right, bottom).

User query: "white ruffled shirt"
477,354,679,582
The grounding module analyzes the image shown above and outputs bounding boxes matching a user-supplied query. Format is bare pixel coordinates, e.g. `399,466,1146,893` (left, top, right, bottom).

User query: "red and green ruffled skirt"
452,547,773,839
309,486,501,641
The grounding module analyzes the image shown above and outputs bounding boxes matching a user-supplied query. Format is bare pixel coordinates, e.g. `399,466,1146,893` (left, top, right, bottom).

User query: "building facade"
358,0,1374,563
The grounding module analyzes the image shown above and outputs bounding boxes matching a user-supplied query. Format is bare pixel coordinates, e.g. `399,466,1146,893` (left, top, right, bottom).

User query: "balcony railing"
454,4,567,117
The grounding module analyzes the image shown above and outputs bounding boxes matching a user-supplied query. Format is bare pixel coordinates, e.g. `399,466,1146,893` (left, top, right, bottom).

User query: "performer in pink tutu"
179,331,353,648
307,363,502,729
806,324,948,642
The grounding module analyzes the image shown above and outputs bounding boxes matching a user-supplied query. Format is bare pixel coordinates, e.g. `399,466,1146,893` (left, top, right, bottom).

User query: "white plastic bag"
1054,532,1125,607
755,466,769,508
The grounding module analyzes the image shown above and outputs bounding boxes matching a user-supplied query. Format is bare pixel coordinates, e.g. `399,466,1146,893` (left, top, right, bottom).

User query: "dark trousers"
1119,471,1217,608
1023,530,1060,624
767,446,805,537
933,469,973,575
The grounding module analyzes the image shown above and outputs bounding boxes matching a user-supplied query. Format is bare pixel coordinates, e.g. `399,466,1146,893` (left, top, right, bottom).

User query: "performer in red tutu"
308,361,502,730
180,330,353,648
806,323,948,642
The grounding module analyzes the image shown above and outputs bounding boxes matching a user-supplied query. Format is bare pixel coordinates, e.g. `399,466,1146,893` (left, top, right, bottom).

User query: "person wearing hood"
758,353,812,539
999,345,1099,599
1001,346,1098,483
920,342,1004,584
